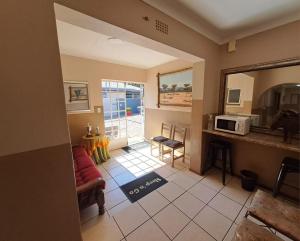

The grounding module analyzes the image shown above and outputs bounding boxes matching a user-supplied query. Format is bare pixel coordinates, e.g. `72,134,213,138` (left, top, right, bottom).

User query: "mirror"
223,65,300,129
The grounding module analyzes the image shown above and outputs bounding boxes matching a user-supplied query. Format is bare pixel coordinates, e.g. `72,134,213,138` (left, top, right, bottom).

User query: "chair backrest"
161,123,173,139
172,126,187,144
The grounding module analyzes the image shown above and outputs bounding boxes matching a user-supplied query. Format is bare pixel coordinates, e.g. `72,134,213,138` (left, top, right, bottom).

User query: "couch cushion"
80,167,101,183
72,146,93,171
162,140,183,148
153,136,169,142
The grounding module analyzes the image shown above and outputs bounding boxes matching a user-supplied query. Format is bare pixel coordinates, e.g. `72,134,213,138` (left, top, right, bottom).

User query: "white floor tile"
127,166,142,174
174,192,205,219
174,222,215,241
181,170,204,181
155,166,177,178
105,188,127,209
80,204,99,224
102,160,121,170
157,182,185,202
130,158,143,165
81,213,124,241
188,182,218,203
137,162,150,170
104,178,119,193
208,193,242,221
138,190,169,216
115,156,129,164
168,172,198,190
97,165,112,180
153,204,190,239
201,169,231,191
120,161,134,168
126,219,170,241
108,165,128,176
220,177,251,205
223,223,237,241
194,206,232,241
234,206,248,224
124,154,135,160
113,202,150,235
114,172,136,186
108,200,132,217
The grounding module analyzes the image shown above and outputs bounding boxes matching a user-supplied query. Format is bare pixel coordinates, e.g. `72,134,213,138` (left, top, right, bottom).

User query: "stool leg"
273,164,286,197
229,146,233,176
222,148,226,185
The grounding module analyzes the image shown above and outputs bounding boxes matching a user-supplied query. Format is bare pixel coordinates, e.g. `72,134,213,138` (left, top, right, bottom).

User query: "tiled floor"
80,144,292,241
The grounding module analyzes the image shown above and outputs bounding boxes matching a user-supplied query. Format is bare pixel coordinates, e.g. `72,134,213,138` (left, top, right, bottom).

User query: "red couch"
72,146,105,215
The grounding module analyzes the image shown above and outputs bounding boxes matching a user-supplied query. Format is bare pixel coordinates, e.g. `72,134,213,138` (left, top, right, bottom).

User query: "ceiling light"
107,37,123,44
297,84,300,87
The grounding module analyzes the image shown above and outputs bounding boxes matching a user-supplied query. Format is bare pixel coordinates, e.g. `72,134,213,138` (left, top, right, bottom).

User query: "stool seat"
273,157,300,197
152,136,169,143
247,190,300,241
282,157,300,172
232,219,283,241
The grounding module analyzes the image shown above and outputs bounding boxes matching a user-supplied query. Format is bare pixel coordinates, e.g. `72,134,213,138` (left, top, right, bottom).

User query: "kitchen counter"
203,129,300,153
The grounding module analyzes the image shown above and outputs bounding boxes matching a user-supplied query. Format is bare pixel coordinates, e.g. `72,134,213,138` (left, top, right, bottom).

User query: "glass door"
102,80,144,149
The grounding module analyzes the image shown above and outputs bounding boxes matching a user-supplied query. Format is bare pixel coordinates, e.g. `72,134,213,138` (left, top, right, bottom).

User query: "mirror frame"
218,57,300,133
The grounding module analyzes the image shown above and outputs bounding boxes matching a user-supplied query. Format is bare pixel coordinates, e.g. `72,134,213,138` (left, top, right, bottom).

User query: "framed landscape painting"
158,68,192,107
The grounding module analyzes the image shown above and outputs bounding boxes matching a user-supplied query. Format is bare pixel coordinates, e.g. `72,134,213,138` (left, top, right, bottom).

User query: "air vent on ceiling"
155,19,168,34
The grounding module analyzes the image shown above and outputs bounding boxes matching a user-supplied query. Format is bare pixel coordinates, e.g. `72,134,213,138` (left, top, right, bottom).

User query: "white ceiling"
143,0,300,43
56,20,177,69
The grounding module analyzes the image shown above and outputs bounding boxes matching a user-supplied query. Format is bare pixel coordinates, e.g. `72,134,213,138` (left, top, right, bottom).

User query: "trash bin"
240,170,257,191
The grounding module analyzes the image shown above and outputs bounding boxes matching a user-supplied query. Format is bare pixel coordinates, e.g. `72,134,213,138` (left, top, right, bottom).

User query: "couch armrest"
76,178,105,194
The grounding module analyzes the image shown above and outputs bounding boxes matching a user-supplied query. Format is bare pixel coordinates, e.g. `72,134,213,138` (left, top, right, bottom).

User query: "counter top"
203,129,300,153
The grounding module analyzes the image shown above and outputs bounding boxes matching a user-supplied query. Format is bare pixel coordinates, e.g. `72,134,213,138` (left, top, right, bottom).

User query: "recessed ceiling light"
107,37,123,44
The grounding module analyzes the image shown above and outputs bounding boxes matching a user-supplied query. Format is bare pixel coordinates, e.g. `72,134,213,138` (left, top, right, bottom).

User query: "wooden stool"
232,219,283,241
207,140,233,185
273,157,300,197
246,190,300,241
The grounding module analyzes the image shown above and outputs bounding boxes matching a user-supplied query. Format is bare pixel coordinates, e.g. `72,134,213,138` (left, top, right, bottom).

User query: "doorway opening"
102,80,144,149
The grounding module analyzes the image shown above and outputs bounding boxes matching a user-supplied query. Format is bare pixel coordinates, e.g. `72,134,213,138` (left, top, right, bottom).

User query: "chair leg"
182,146,185,163
160,144,164,161
273,165,286,197
222,148,226,185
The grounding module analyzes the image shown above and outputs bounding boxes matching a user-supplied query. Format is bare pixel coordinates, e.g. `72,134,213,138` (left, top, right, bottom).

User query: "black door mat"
120,172,168,203
121,146,133,153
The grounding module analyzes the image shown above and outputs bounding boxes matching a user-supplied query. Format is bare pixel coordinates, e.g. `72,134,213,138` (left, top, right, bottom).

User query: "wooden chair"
150,123,173,157
161,126,187,167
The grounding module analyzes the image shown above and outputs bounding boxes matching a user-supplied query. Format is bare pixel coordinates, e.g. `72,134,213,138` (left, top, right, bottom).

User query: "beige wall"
61,54,147,109
144,59,195,156
60,54,147,144
0,1,81,241
220,21,300,69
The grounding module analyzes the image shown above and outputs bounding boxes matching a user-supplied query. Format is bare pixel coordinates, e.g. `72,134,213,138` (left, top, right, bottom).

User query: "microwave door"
216,119,236,131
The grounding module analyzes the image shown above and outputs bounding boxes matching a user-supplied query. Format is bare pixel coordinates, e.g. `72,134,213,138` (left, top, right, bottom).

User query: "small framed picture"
227,89,241,105
69,86,89,102
64,81,90,112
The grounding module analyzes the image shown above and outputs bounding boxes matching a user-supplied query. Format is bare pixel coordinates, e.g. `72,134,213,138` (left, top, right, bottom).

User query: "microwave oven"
214,115,250,135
